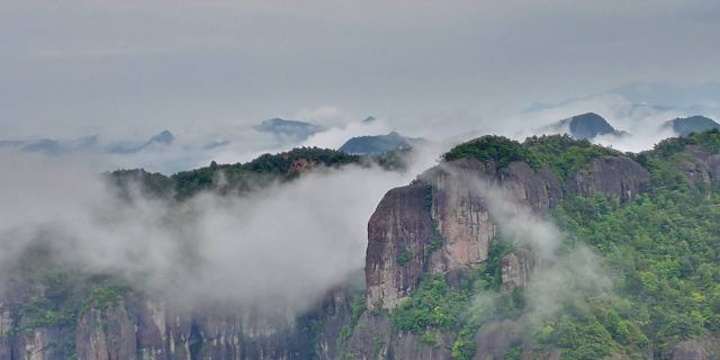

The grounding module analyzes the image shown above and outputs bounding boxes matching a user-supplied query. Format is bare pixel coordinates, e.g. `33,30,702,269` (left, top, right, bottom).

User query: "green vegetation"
110,147,371,200
524,135,619,181
443,134,620,181
83,284,127,311
645,128,720,159
339,294,368,347
392,275,471,333
172,147,360,199
396,251,413,266
444,136,539,169
18,296,76,336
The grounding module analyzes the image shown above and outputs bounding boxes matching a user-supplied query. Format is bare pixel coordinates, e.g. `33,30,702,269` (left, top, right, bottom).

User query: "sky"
2,0,720,141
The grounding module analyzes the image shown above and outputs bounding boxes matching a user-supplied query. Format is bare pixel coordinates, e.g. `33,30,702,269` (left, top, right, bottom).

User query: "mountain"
339,131,424,155
253,118,324,142
5,132,720,358
663,115,720,137
554,112,625,140
19,135,98,156
108,130,174,154
0,140,27,148
362,115,377,123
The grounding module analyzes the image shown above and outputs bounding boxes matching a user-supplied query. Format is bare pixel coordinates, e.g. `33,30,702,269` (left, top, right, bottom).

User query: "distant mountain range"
541,112,720,141
19,135,99,156
339,132,425,155
253,118,324,142
0,130,175,156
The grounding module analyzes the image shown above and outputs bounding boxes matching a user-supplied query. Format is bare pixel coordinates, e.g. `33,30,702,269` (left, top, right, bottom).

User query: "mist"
446,165,614,329
0,144,441,314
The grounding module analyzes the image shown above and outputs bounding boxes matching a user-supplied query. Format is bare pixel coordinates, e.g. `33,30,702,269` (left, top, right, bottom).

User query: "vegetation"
339,294,368,347
396,251,413,266
18,296,76,336
443,136,539,169
172,147,360,199
443,134,620,181
109,147,396,200
392,275,471,333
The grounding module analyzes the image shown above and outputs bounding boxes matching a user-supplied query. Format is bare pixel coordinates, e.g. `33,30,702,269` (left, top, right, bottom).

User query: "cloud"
0,144,442,313
440,165,613,327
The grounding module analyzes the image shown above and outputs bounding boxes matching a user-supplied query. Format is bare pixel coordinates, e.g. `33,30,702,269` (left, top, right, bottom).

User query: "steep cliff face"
365,151,650,311
342,313,453,360
76,301,137,360
0,285,358,360
366,183,437,310
676,144,720,186
360,140,657,359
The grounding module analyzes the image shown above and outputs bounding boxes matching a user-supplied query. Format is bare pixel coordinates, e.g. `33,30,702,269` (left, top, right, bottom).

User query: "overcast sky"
1,0,719,139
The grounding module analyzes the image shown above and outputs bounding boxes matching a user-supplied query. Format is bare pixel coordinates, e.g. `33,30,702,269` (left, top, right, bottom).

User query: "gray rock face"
342,313,452,360
366,183,436,310
500,250,537,292
76,301,137,360
671,339,718,360
569,157,650,201
472,320,524,360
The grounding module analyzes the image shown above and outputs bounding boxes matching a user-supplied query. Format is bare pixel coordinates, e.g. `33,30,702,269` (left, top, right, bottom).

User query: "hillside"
2,132,720,359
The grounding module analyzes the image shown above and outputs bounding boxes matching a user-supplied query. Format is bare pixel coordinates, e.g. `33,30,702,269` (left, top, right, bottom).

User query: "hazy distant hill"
663,115,720,137
19,135,98,156
108,130,175,154
339,131,424,155
555,112,625,140
253,118,324,142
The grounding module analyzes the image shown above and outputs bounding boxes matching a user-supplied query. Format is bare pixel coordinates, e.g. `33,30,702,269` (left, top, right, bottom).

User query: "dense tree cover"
643,128,720,159
110,147,415,201
444,134,620,181
443,136,537,169
109,147,361,200
387,131,720,359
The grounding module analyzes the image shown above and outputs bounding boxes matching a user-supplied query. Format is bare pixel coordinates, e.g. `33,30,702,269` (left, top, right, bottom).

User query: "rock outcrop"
569,157,650,201
672,339,719,360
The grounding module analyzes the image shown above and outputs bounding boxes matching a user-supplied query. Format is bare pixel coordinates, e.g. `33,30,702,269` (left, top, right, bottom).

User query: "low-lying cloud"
450,166,613,328
0,145,442,314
